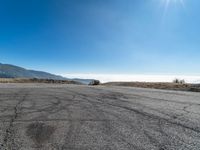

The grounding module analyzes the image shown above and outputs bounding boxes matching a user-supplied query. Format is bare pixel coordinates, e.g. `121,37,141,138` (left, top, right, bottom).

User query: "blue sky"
0,0,200,75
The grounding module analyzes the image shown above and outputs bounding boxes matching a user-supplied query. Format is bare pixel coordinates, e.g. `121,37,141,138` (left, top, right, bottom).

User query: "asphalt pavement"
0,83,200,150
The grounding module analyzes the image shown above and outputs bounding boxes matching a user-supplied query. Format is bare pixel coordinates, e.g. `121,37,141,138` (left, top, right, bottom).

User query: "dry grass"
0,78,81,84
103,82,200,92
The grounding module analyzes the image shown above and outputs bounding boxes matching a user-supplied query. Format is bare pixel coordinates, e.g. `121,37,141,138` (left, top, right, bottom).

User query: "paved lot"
0,83,200,150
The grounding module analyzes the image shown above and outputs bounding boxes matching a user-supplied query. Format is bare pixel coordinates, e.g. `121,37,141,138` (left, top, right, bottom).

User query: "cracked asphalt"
0,83,200,150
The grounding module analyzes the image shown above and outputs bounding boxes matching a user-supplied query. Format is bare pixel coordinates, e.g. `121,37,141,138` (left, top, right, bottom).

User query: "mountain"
0,63,95,84
0,63,67,80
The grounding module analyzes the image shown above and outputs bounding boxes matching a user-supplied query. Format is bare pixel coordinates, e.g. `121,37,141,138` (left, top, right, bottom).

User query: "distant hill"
0,63,66,80
0,63,94,84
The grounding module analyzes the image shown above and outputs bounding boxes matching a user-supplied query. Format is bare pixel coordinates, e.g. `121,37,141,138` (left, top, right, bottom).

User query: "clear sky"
0,0,200,76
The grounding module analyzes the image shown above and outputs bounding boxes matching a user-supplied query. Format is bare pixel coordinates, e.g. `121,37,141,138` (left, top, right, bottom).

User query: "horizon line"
61,73,200,84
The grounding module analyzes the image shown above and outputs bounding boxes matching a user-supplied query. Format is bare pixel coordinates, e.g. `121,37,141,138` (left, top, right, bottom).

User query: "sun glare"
161,0,185,18
162,0,185,9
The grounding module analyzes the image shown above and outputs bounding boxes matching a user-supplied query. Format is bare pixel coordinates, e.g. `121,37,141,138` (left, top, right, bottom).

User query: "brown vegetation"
103,82,200,92
0,78,81,84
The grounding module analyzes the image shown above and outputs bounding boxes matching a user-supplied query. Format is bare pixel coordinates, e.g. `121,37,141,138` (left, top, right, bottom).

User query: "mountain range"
0,63,93,84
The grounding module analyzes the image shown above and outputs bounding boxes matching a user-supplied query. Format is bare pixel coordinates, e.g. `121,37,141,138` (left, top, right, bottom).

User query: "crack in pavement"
1,90,28,150
1,85,200,149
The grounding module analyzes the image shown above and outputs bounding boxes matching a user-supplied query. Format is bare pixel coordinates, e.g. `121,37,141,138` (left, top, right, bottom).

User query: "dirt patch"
26,122,55,147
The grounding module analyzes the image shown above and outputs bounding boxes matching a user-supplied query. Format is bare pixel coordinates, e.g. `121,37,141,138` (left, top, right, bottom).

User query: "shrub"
173,78,185,84
89,80,100,85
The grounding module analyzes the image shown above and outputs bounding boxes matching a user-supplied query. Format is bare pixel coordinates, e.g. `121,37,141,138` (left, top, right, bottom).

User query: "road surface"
0,83,200,150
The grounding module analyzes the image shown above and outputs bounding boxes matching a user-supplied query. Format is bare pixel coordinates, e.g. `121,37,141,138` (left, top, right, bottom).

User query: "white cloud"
62,73,200,83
